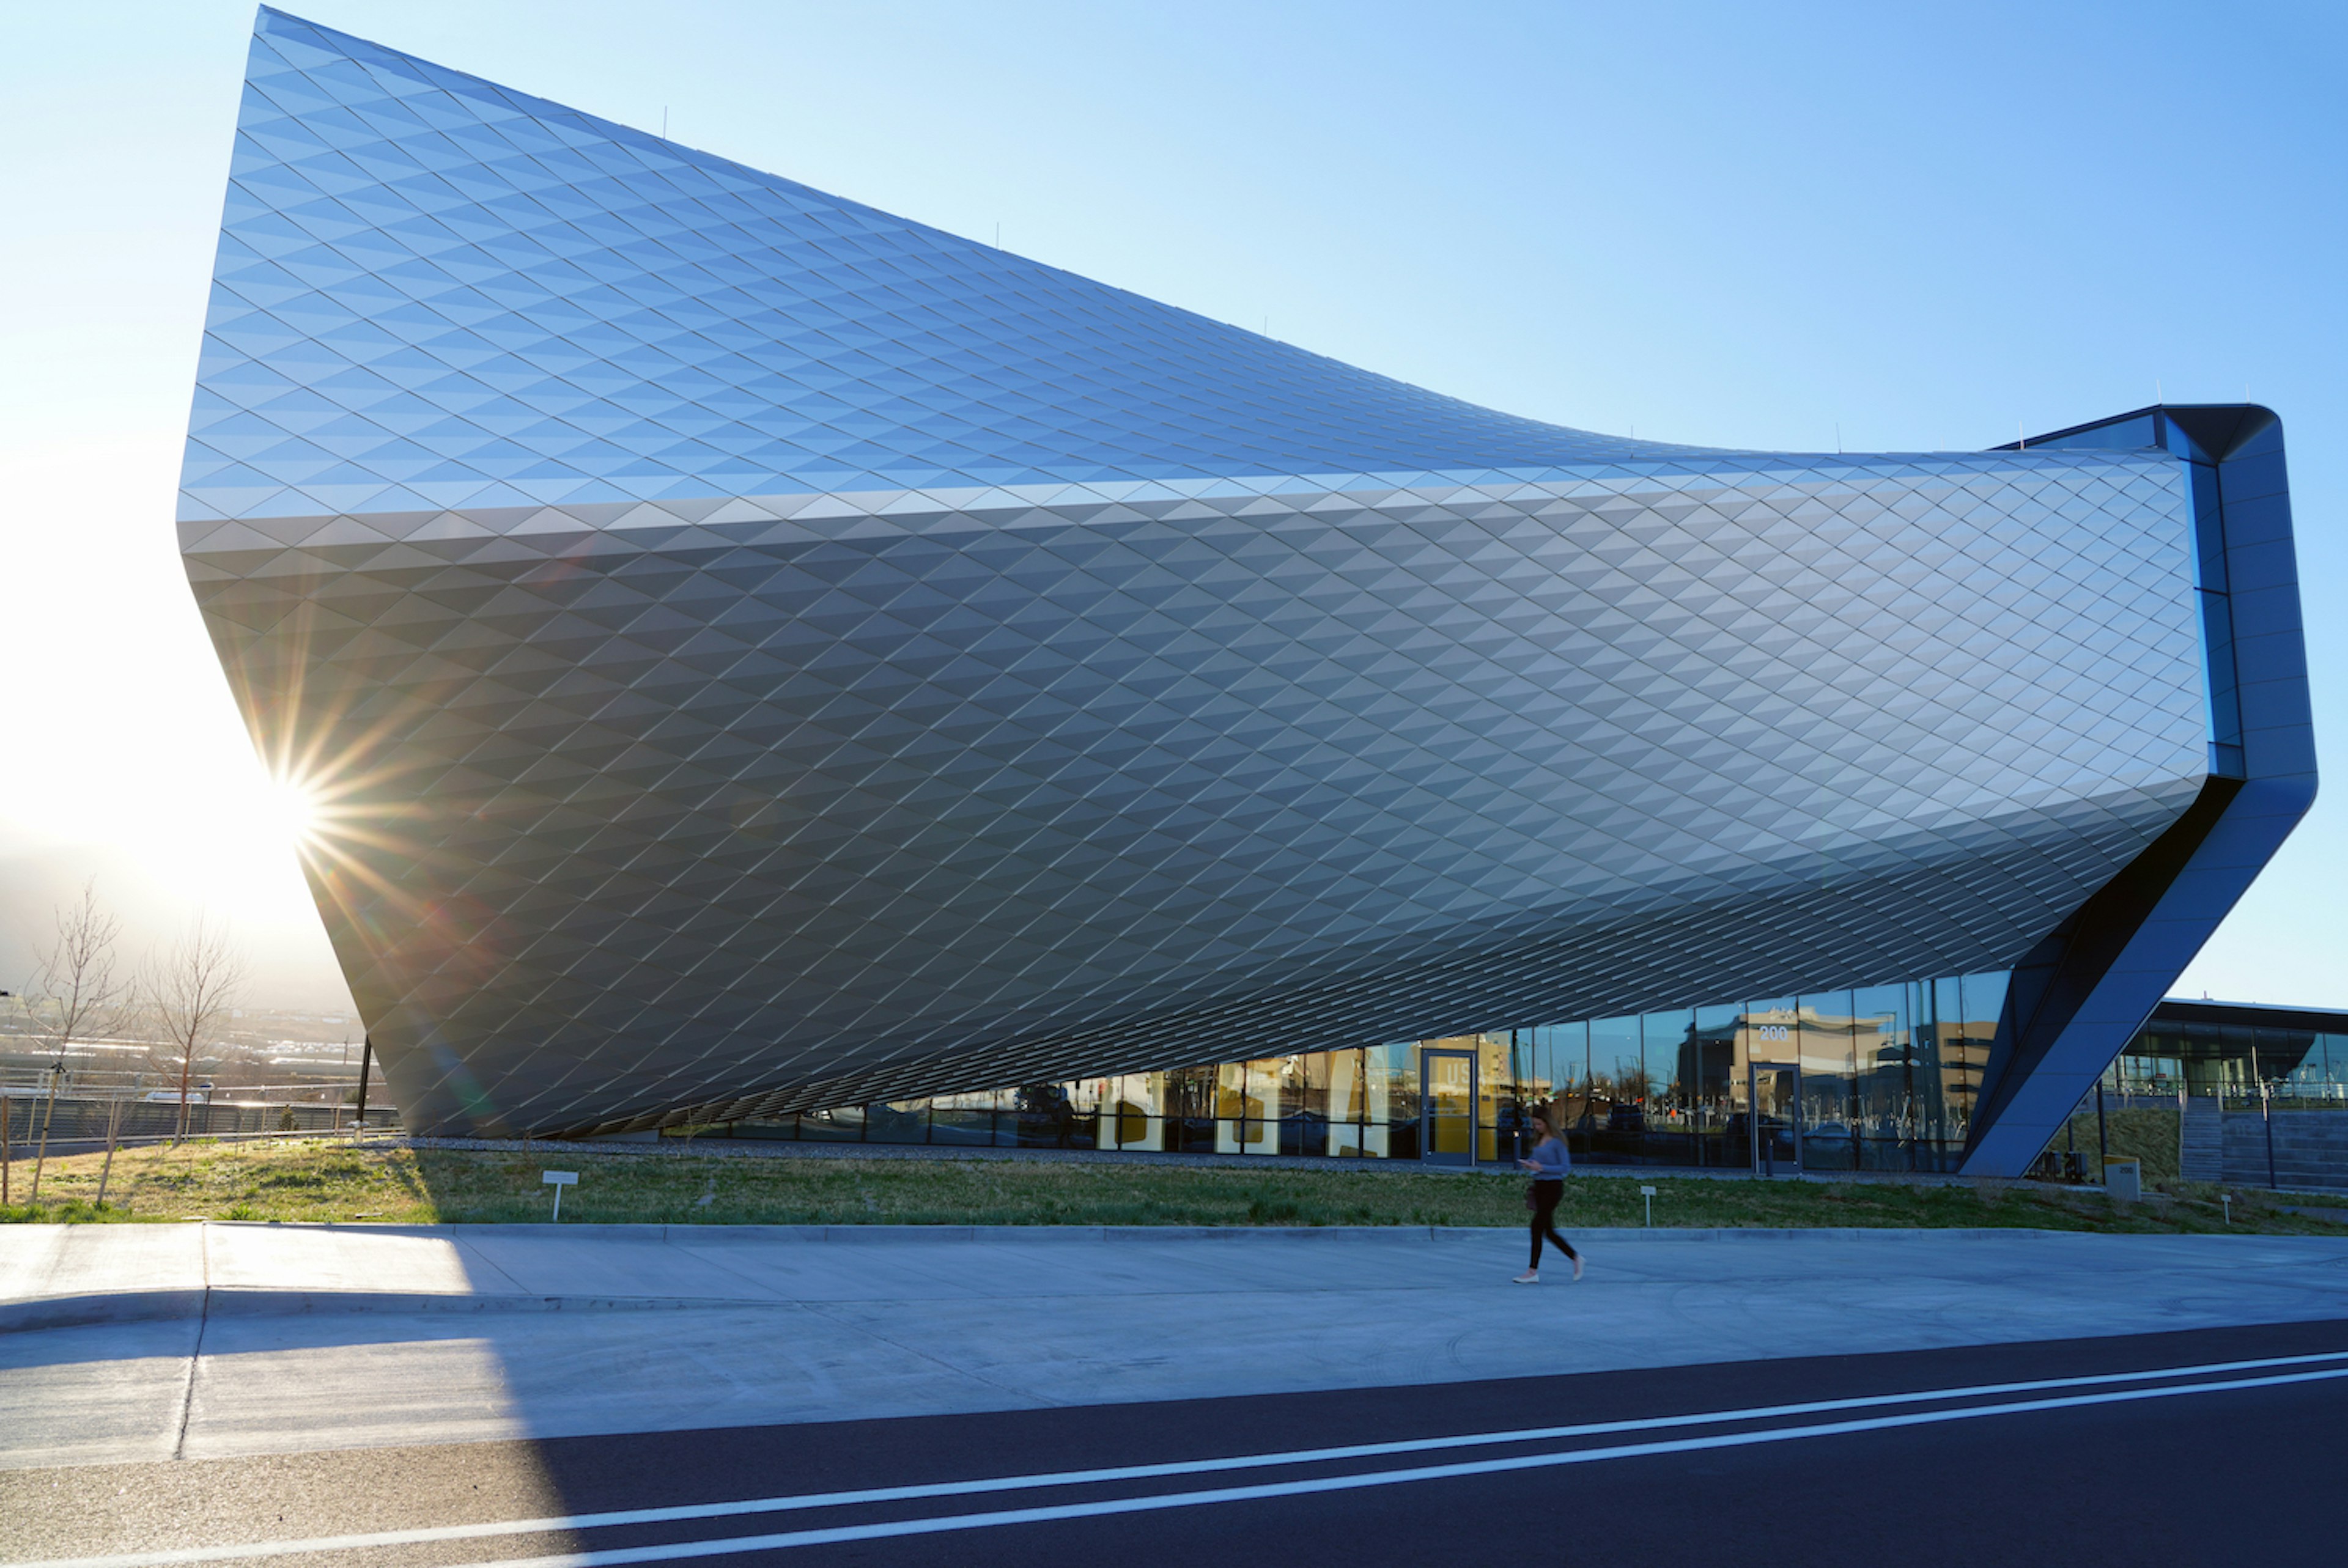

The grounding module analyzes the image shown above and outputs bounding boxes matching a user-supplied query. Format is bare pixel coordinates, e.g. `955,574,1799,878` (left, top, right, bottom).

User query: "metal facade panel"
1960,411,2316,1175
183,13,2234,1138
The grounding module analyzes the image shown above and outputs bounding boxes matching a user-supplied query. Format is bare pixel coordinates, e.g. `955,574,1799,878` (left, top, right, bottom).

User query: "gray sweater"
1523,1137,1571,1179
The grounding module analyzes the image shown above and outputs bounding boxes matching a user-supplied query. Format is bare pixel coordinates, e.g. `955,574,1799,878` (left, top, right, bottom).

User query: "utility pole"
354,1035,372,1132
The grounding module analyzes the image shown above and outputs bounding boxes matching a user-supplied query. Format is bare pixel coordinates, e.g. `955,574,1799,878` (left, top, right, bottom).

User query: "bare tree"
20,881,135,1202
149,913,246,1144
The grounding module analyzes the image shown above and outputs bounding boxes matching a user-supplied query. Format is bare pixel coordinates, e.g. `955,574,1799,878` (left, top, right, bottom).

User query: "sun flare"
259,774,325,848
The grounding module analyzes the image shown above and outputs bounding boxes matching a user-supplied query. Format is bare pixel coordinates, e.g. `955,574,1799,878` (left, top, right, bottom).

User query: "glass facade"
2106,1016,2348,1105
689,994,2348,1169
685,971,2012,1174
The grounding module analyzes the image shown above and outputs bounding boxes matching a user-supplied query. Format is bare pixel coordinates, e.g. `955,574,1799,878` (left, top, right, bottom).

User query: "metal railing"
0,1091,397,1147
2103,1076,2348,1111
2218,1083,2348,1112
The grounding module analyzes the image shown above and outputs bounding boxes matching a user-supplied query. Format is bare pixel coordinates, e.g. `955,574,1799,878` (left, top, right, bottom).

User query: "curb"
0,1287,791,1334
0,1289,210,1334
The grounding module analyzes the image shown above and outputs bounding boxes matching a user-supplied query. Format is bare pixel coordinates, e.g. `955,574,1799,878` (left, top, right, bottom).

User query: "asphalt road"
8,1320,2342,1568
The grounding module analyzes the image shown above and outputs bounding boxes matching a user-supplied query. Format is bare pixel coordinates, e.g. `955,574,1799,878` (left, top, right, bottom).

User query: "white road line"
434,1363,2348,1567
14,1349,2347,1568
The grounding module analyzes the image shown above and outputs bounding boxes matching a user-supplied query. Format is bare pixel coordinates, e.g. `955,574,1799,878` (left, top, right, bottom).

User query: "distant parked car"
1802,1121,1857,1166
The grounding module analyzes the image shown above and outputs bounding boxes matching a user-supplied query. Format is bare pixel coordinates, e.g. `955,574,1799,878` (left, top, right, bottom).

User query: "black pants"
1529,1179,1578,1268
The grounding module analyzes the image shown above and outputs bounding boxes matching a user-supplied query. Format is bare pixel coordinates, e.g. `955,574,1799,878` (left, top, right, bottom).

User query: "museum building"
182,12,2316,1177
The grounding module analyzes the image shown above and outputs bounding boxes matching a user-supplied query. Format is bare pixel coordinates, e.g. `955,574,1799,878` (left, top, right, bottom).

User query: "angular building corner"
180,9,2314,1176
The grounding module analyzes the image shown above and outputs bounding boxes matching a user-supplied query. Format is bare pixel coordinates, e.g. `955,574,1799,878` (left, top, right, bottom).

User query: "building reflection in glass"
684,968,2031,1173
2108,1010,2348,1103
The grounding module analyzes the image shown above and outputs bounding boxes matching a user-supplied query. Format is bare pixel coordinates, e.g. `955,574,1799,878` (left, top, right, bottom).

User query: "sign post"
542,1169,578,1221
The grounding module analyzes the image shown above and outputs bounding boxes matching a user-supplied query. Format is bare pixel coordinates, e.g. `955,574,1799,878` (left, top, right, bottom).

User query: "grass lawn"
4,1136,2342,1235
2054,1106,2182,1183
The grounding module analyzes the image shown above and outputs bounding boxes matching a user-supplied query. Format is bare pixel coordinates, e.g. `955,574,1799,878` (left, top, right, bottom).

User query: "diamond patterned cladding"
183,13,2218,1134
188,453,2211,1135
184,10,1715,529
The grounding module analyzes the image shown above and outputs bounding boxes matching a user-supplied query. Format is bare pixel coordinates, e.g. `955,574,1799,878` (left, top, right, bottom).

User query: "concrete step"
2220,1108,2348,1188
2232,1150,2348,1167
2181,1097,2224,1183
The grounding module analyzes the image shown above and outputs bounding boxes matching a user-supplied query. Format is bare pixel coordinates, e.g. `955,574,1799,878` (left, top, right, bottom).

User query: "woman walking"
1515,1109,1583,1284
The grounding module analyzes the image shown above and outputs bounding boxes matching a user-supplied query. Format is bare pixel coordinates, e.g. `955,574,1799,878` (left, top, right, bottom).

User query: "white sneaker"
1512,1269,1540,1284
1570,1254,1586,1283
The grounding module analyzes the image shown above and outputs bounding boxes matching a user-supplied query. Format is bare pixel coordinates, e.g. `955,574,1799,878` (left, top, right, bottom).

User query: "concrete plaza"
4,1221,2346,1470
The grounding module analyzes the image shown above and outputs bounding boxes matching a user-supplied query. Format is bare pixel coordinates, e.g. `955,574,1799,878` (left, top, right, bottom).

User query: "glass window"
2217,1025,2253,1094
2253,1028,2316,1088
1642,1009,1694,1156
1327,1048,1376,1157
1166,1065,1219,1153
1284,1054,1331,1157
1504,1029,1543,1105
1215,1061,1280,1154
1851,984,1909,1170
1372,1043,1417,1158
1740,996,1800,1064
1475,1033,1512,1162
1491,1032,1533,1163
1690,1004,1740,1163
930,1088,1000,1146
797,1105,865,1143
1946,973,2004,1139
2319,1035,2348,1100
1537,1021,1587,1127
1099,1073,1164,1150
1918,976,1960,1150
1796,992,1856,1171
1587,1016,1641,1163
1644,1010,1692,1110
720,1116,799,1141
1248,1059,1283,1152
1014,1082,1085,1148
865,1100,929,1144
1959,972,2008,1038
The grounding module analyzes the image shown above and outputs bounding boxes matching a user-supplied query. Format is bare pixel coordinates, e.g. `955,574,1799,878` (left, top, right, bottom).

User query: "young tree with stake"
149,913,246,1144
18,881,135,1204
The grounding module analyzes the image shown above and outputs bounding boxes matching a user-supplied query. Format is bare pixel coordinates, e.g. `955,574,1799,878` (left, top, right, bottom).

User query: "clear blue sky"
1,1,2341,1007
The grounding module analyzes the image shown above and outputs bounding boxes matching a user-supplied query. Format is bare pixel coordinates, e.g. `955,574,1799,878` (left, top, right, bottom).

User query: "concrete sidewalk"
0,1219,2217,1330
3,1222,2346,1470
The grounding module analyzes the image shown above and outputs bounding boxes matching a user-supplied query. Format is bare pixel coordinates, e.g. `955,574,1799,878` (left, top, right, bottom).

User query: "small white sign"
1639,1185,1657,1196
542,1169,578,1221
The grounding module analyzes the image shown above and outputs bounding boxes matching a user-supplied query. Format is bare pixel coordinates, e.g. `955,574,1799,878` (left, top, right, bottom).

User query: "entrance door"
1749,1061,1801,1175
1421,1049,1477,1166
